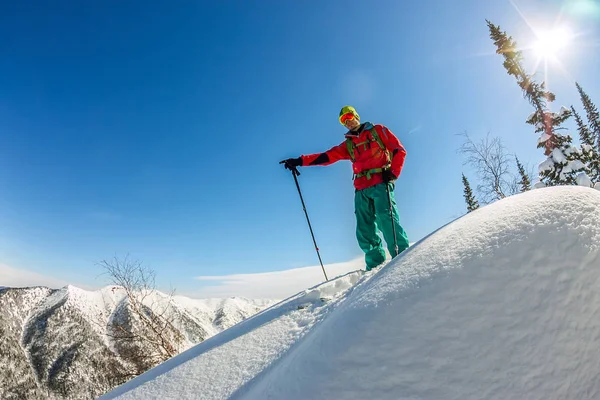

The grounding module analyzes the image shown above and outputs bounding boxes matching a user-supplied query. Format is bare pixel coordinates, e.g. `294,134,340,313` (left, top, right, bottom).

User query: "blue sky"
1,0,599,295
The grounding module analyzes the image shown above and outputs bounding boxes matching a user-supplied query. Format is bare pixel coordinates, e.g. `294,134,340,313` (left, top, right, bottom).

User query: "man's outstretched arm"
281,142,350,168
300,142,350,166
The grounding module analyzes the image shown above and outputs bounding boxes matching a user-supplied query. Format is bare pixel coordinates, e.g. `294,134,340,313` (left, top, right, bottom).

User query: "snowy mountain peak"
0,285,275,399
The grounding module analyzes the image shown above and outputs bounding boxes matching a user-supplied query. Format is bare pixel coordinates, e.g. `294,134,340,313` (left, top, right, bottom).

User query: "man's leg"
373,183,410,257
355,188,386,271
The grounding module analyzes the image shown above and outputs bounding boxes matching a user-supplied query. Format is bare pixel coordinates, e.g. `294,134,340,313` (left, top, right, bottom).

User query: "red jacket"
301,122,407,190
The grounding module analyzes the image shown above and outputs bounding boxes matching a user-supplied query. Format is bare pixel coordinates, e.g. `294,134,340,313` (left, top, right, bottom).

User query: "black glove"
279,157,302,171
381,169,397,183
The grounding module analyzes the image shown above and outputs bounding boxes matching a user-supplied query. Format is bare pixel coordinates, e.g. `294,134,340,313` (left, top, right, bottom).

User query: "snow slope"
102,186,600,400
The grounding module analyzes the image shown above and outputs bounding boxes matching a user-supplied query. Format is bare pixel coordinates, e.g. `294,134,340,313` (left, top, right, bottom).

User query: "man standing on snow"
280,106,409,271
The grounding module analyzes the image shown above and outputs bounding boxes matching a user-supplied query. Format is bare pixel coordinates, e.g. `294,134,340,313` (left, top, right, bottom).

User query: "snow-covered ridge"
101,269,368,400
355,185,600,307
104,186,600,400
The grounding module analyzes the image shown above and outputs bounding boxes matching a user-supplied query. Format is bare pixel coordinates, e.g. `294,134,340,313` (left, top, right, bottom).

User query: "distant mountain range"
0,285,275,399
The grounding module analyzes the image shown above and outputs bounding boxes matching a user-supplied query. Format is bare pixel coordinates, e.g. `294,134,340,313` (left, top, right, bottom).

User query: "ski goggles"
339,112,356,125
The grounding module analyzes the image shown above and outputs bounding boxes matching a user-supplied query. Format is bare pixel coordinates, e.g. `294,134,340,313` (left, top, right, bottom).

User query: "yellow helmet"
339,105,360,125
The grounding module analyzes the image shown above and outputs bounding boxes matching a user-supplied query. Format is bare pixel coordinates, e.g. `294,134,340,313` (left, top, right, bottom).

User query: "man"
280,105,409,271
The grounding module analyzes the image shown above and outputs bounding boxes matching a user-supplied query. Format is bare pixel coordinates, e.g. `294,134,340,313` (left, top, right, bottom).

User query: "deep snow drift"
102,186,600,400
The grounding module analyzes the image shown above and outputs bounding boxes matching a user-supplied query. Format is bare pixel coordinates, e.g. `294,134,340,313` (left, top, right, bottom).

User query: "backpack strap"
345,123,392,179
345,122,374,162
355,167,385,180
345,138,356,162
369,126,391,163
345,136,372,162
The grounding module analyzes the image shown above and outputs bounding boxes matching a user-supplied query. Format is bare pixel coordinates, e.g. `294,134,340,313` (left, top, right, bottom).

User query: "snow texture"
538,157,554,174
558,105,570,117
551,147,567,164
576,172,593,187
537,132,551,144
564,145,580,156
569,160,585,171
527,111,536,121
103,187,600,400
561,163,572,176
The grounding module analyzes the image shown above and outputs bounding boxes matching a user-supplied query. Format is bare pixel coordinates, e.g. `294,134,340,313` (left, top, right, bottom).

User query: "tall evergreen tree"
515,156,531,192
576,83,600,155
571,105,600,183
571,106,594,147
462,174,480,213
487,21,587,187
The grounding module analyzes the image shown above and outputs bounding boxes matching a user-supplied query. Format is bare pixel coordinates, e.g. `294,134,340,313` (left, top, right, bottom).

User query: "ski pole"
385,182,399,257
285,165,328,282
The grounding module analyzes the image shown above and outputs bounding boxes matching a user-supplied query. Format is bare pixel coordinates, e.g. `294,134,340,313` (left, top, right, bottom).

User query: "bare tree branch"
458,131,517,203
96,255,185,378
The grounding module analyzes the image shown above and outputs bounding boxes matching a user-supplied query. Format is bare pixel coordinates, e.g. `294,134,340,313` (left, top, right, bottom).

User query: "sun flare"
532,26,573,60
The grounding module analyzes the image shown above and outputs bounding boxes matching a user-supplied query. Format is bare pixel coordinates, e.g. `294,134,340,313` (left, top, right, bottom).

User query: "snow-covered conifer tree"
534,107,589,187
487,21,590,188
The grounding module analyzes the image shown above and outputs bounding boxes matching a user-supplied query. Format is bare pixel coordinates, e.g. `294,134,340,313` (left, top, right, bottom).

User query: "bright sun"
532,26,573,59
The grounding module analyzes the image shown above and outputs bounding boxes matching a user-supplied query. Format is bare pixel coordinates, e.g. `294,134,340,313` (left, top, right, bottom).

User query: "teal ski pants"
354,182,409,270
